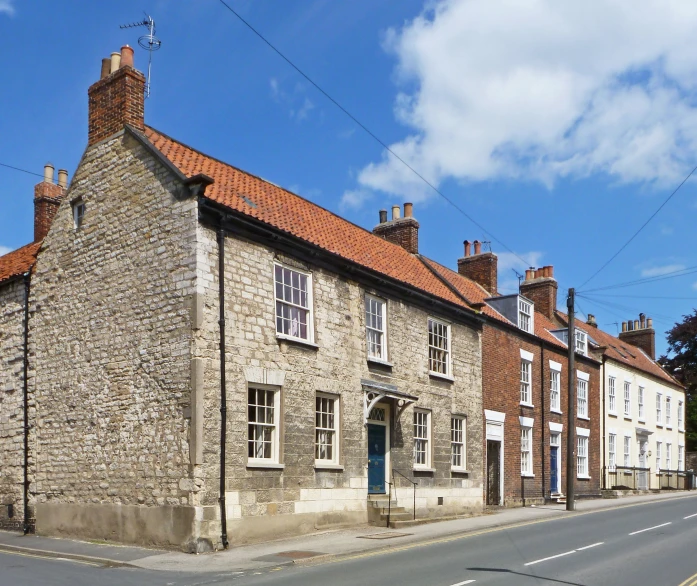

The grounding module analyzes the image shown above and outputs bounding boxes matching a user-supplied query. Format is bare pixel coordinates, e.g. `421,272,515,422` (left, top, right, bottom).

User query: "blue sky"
2,0,697,356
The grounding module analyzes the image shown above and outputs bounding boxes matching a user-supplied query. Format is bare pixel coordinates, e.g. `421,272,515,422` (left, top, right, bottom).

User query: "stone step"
375,506,407,515
380,511,413,522
368,500,398,508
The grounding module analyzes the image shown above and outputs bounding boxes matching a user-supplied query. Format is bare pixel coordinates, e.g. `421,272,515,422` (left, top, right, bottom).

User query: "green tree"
659,309,697,452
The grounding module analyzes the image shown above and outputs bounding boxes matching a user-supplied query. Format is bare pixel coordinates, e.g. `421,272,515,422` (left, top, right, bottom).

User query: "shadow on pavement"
468,567,586,585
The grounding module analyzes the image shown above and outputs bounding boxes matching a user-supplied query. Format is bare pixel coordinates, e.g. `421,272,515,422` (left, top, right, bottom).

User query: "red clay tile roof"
0,242,40,285
556,311,680,387
143,126,472,312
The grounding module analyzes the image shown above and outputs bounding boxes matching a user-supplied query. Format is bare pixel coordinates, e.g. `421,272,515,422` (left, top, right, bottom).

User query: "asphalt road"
2,494,697,586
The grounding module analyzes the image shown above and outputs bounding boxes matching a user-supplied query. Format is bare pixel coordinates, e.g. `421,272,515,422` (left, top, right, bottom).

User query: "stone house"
427,251,602,506
1,46,489,551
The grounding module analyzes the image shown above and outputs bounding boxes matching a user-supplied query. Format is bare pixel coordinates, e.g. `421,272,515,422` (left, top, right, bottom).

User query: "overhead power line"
578,163,697,290
216,0,531,266
0,162,47,181
580,264,697,294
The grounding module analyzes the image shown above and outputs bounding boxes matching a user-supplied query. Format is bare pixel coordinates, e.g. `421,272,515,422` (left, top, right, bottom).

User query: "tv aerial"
119,14,162,98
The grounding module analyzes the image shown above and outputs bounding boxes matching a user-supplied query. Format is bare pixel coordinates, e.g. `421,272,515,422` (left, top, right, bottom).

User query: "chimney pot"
110,52,121,73
634,320,640,330
640,313,646,328
547,265,554,278
392,205,401,220
525,268,534,280
101,58,111,79
647,317,653,329
57,169,68,189
622,321,627,332
403,202,413,218
43,163,54,184
379,209,387,224
120,45,134,69
473,240,482,255
464,240,471,257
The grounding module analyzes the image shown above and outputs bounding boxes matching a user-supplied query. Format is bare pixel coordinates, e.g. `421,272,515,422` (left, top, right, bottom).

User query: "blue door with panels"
368,424,386,494
550,446,559,493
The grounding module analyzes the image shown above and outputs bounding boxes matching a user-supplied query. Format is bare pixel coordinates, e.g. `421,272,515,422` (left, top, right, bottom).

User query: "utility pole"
566,288,576,511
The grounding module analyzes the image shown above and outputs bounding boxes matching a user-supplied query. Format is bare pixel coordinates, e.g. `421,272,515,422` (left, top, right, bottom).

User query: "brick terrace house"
428,252,602,506
0,47,493,551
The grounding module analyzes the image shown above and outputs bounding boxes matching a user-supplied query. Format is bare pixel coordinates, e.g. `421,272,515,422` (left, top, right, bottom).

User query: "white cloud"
340,188,373,211
294,97,315,121
496,251,543,294
0,245,12,256
0,1,14,16
269,78,315,122
354,0,697,201
640,263,686,277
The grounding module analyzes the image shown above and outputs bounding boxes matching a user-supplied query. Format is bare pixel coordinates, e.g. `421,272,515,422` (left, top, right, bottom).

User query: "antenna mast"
119,14,162,98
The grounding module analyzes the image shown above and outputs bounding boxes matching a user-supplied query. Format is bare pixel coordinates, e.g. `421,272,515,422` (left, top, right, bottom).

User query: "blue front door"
550,446,559,493
368,424,386,494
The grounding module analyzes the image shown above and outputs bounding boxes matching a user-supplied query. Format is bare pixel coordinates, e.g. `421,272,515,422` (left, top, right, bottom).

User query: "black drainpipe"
217,228,229,549
22,272,31,535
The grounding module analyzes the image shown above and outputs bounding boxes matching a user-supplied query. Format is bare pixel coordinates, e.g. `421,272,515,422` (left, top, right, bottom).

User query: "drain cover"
358,532,412,540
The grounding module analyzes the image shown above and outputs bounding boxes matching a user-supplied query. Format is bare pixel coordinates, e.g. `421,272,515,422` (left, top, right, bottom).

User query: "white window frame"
413,409,432,469
451,416,467,471
274,263,314,343
315,393,340,466
656,441,662,473
679,445,685,472
518,297,534,333
666,443,672,471
575,329,588,356
623,435,631,467
678,400,684,431
550,361,562,413
247,385,281,465
521,425,533,477
638,386,645,421
520,352,533,406
577,377,588,419
428,317,452,378
72,200,86,230
577,433,589,478
365,295,388,363
656,392,663,426
623,381,631,418
608,377,617,415
608,433,617,471
665,396,672,428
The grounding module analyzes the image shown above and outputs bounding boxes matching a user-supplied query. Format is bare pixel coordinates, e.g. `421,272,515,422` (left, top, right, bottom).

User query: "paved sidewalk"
1,491,695,574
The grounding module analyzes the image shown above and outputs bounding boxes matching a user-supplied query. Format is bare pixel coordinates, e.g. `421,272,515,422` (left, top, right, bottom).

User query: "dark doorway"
486,440,501,505
368,424,386,494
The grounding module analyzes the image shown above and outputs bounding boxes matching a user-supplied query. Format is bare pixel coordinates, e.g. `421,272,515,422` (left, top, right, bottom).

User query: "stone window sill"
520,402,534,409
451,468,470,474
521,473,535,478
276,333,319,349
429,371,454,383
247,461,285,470
413,467,436,474
577,475,591,480
577,415,590,421
608,412,618,418
624,416,632,421
550,408,562,415
368,357,393,368
314,463,344,471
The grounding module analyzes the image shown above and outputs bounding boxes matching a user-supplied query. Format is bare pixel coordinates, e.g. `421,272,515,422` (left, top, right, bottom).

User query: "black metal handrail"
393,469,417,520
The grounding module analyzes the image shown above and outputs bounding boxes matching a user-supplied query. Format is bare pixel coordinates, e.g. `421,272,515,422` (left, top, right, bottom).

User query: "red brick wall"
482,322,601,506
519,278,558,321
87,66,145,146
372,218,419,254
34,182,66,242
457,253,497,295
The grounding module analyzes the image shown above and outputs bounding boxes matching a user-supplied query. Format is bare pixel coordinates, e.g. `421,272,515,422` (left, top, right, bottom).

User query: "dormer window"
72,199,86,230
575,329,588,356
518,298,533,333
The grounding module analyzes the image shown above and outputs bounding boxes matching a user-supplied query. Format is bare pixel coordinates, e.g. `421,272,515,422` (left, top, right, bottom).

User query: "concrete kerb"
0,542,129,568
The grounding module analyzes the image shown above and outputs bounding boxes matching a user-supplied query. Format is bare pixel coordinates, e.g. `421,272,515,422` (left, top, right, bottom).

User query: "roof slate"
0,242,40,285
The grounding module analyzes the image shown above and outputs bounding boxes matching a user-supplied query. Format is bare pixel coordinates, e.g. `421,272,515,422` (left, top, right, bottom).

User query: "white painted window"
428,318,451,376
638,386,645,420
666,443,672,471
247,386,280,463
521,426,533,476
72,200,86,230
656,393,663,425
413,410,431,468
679,401,684,430
315,393,339,465
666,396,672,427
575,329,588,356
274,264,313,342
577,378,588,418
608,377,616,414
365,295,387,361
656,441,662,472
577,436,589,477
518,298,533,333
623,381,631,418
451,416,466,470
623,436,631,467
679,445,685,471
608,433,617,470
520,360,532,405
550,370,560,412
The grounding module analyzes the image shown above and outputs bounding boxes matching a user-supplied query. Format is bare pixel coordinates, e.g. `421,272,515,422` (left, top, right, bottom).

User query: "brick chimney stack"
519,266,558,320
457,239,498,295
34,163,67,242
619,313,656,360
372,203,419,254
88,45,145,146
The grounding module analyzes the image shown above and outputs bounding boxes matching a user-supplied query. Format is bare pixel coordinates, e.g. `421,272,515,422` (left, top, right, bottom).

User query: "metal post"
387,482,392,528
413,484,416,520
566,288,576,511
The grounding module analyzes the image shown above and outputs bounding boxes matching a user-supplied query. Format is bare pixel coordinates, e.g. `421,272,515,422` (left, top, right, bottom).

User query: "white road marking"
684,513,697,519
449,581,476,585
576,542,604,551
524,550,576,566
629,522,672,536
